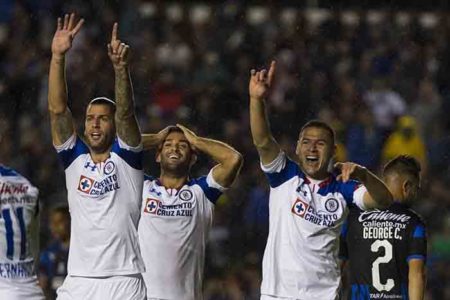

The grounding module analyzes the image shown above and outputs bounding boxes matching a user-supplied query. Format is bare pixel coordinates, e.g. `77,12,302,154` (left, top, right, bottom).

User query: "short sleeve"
55,134,89,169
261,152,301,188
111,137,143,170
339,180,366,210
192,170,225,204
407,220,427,262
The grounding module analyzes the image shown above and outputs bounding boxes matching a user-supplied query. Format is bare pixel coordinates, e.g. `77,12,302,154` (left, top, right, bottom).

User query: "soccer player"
0,165,44,299
249,61,393,300
48,14,146,299
138,125,243,300
340,155,426,300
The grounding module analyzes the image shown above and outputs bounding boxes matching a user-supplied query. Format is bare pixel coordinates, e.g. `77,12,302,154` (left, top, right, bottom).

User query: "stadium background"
0,1,449,299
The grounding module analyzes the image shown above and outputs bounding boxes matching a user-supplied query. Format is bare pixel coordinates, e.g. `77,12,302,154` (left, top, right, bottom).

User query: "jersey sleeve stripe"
3,209,14,260
111,139,143,170
413,225,426,238
406,254,425,262
265,158,301,188
192,176,222,204
57,136,89,169
17,207,27,260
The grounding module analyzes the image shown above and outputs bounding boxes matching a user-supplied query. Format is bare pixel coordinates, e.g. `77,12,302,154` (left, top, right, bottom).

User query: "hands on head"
249,60,276,100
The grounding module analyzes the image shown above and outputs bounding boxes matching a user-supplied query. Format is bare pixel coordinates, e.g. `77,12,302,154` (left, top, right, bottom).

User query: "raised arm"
48,13,84,146
107,23,140,147
141,127,171,151
249,61,281,165
177,124,243,188
335,162,393,209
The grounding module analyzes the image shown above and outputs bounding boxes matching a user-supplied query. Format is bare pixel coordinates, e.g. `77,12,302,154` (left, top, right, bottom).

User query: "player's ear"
402,179,412,200
156,150,161,163
189,153,197,167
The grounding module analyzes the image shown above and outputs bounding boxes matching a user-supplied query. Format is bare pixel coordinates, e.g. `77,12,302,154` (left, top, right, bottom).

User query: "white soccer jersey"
55,134,145,276
138,170,224,300
260,152,367,300
0,165,44,299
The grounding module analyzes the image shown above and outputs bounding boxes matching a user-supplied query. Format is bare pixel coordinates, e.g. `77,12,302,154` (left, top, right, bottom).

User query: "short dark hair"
88,97,116,113
300,120,336,143
383,155,421,180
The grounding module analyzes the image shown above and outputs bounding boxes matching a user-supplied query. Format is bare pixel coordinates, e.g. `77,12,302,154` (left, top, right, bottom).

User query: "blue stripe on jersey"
0,166,18,177
16,207,26,260
190,176,222,204
341,220,349,238
407,254,425,262
111,139,142,170
401,283,408,300
144,174,155,182
265,158,302,188
57,137,89,169
316,177,360,205
413,225,426,238
351,284,370,300
3,209,14,260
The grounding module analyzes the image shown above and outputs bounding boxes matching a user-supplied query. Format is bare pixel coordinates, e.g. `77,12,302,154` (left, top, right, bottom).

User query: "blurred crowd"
0,1,449,299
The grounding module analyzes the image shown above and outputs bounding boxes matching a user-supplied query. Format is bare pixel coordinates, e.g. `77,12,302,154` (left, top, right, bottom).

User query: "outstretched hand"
334,162,367,183
51,13,84,57
249,61,276,100
107,23,130,69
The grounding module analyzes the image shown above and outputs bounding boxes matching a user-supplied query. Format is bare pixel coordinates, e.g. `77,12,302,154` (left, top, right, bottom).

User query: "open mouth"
168,153,181,161
306,155,319,163
90,132,102,141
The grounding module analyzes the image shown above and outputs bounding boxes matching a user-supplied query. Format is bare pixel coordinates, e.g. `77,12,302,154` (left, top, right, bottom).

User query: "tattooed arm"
48,13,84,145
107,23,141,147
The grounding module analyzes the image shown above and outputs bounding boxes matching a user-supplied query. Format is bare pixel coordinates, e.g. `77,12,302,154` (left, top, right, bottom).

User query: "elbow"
252,137,273,151
48,105,67,116
230,152,244,170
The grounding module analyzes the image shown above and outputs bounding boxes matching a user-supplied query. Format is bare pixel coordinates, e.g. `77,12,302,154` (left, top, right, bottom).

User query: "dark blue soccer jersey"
340,202,427,300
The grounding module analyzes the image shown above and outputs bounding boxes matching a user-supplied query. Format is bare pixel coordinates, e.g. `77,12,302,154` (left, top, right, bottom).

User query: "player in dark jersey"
340,155,427,300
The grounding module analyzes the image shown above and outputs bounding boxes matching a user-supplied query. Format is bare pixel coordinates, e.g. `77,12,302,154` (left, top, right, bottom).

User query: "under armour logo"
84,162,97,171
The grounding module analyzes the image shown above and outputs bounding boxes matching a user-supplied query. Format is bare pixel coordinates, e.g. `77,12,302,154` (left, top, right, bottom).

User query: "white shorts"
0,277,45,300
57,274,147,300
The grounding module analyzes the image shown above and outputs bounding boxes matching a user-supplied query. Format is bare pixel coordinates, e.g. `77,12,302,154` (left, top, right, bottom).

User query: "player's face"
157,131,194,175
50,212,70,241
84,104,115,153
296,127,335,180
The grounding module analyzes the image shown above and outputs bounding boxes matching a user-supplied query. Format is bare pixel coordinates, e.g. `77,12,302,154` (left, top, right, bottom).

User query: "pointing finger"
111,22,118,43
267,60,276,85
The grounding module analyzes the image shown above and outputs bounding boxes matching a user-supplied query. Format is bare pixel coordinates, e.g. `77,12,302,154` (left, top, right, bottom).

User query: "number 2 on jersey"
1,207,27,260
371,239,395,292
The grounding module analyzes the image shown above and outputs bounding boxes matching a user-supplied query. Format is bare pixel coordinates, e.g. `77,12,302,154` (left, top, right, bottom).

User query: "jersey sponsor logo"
179,189,193,201
0,182,29,194
292,198,308,217
358,210,411,223
104,161,115,175
77,174,120,196
144,198,160,214
78,176,94,193
325,198,339,213
292,197,339,227
84,161,97,172
0,261,35,279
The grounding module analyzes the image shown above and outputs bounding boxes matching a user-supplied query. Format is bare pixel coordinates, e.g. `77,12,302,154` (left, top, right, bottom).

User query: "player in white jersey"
0,165,44,300
138,125,243,300
48,13,146,299
248,61,393,300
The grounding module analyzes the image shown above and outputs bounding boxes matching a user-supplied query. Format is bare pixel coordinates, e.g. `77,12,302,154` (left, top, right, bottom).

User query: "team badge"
179,189,193,201
292,198,309,217
104,161,115,175
144,199,160,214
78,176,94,194
325,198,339,213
